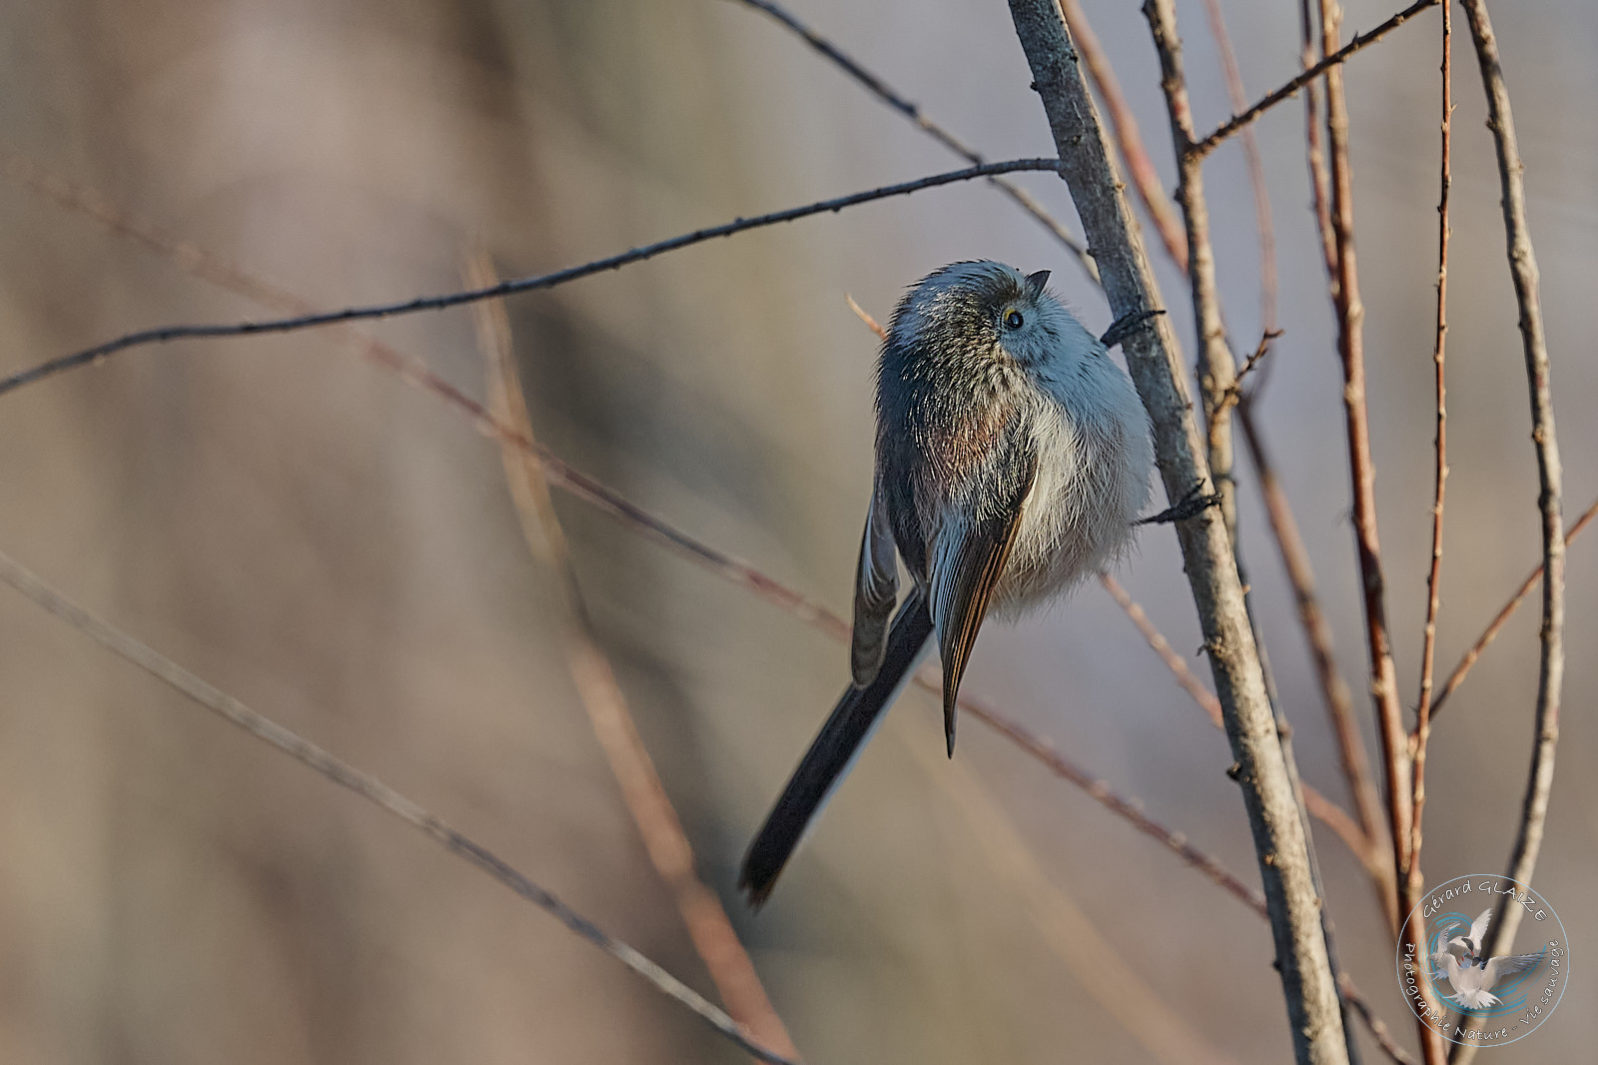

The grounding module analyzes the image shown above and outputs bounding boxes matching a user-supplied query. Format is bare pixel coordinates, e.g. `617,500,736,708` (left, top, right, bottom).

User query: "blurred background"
0,0,1593,1062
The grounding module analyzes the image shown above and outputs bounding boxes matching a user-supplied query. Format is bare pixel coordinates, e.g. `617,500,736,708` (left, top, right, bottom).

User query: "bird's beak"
1025,269,1051,297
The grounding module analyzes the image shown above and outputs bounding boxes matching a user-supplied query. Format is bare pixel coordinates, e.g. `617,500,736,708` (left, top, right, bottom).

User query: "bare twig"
1214,330,1281,419
1058,0,1188,269
1430,496,1596,719
1192,0,1439,159
1407,0,1451,942
0,157,1064,399
729,0,1094,279
1005,2,1347,1059
466,252,799,1061
0,548,799,1065
1099,573,1221,727
1318,0,1414,925
1452,7,1566,1057
1198,0,1280,332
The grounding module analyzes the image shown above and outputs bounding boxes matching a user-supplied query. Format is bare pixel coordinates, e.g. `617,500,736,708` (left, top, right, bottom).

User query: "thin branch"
1192,0,1438,159
1317,0,1414,922
1430,496,1596,720
1452,8,1566,1056
1198,0,1280,332
1099,573,1222,727
0,548,799,1065
1214,330,1281,418
0,158,1064,399
1058,0,1188,269
1407,0,1451,943
466,251,799,1062
728,0,1095,280
1006,2,1347,1060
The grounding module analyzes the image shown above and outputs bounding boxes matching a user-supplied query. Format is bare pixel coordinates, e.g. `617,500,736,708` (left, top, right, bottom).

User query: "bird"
1431,908,1547,1010
739,261,1156,906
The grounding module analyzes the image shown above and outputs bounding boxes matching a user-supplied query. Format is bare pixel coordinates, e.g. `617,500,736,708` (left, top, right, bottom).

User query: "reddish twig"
467,252,799,1062
0,157,1065,399
1317,0,1413,921
0,549,800,1065
1407,0,1451,936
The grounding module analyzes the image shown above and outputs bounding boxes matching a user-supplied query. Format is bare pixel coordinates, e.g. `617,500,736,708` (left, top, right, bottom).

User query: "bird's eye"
1005,309,1024,330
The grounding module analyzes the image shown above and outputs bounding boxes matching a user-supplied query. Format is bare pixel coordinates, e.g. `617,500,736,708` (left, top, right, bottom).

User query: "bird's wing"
1484,951,1546,985
927,448,1038,756
1430,952,1463,984
1467,908,1494,949
850,479,900,686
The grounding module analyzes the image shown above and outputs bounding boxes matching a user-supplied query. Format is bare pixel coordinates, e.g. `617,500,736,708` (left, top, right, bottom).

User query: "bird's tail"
739,589,933,906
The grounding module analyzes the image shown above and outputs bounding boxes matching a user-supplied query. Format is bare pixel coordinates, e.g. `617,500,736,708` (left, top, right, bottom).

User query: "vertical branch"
1143,0,1240,542
1452,3,1566,1057
466,254,800,1063
1004,3,1348,1061
1407,0,1451,916
1317,0,1413,905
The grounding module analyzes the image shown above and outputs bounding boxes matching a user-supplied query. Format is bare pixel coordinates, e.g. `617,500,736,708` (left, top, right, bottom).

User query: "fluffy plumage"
741,261,1153,905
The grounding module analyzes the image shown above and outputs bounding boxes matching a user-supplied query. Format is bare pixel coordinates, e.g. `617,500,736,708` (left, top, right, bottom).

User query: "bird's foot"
1136,481,1222,526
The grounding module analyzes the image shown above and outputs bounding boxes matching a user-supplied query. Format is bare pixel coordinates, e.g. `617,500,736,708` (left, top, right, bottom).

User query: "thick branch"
1004,3,1347,1061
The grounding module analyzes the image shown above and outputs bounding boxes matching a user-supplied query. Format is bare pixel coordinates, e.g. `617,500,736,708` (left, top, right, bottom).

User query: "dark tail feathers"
739,590,933,906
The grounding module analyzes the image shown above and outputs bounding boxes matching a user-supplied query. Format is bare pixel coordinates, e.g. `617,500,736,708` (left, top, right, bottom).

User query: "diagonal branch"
0,548,799,1065
1005,2,1347,1060
1192,0,1439,159
0,158,1064,399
